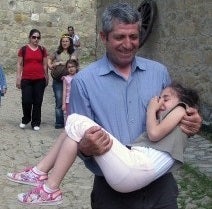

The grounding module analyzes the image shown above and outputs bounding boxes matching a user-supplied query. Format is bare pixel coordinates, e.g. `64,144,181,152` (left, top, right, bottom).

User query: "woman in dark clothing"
16,29,48,131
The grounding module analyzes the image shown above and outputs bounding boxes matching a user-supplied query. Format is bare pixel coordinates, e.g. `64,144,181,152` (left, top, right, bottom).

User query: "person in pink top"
62,59,79,119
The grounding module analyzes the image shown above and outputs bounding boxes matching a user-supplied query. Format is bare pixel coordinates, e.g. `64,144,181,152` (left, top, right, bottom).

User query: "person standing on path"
16,29,48,131
62,59,79,119
48,34,76,129
68,26,80,58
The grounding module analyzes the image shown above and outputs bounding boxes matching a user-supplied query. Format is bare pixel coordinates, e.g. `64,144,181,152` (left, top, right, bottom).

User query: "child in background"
7,82,200,205
0,65,7,106
62,59,79,119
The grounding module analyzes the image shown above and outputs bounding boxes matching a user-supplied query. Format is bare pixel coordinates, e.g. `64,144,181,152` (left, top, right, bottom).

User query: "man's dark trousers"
91,172,179,209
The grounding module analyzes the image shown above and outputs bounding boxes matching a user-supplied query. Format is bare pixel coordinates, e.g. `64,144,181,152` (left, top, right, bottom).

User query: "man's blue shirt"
69,55,171,175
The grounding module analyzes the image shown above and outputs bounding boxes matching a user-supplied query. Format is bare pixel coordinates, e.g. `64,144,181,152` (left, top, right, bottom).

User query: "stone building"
0,0,97,67
0,0,211,124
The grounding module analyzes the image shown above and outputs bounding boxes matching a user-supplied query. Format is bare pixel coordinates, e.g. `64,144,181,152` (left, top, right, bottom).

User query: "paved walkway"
0,73,211,209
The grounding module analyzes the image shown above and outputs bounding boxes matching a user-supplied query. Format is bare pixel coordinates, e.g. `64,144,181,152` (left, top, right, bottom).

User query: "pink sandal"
7,167,48,186
18,184,62,205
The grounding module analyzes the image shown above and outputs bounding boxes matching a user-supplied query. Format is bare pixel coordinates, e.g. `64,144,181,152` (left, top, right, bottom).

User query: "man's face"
100,21,140,68
68,28,74,36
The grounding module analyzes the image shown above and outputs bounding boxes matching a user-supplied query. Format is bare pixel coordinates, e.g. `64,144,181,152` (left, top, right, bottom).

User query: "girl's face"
67,63,77,75
158,87,180,113
61,37,71,49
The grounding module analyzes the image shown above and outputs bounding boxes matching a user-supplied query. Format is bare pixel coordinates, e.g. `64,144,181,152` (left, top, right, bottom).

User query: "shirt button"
130,119,134,123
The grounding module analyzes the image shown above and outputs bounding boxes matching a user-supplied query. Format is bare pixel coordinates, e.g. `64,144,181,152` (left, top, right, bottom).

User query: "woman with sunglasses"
16,29,48,131
48,34,76,129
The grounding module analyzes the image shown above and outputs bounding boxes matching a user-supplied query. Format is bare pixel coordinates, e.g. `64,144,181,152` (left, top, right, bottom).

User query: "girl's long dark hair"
169,82,200,109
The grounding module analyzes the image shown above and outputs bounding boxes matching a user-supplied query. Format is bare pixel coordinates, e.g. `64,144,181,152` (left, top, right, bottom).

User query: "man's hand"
79,126,113,156
180,107,202,136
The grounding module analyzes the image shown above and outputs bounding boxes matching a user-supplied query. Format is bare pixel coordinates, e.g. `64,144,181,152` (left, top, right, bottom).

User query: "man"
70,3,202,209
68,26,80,50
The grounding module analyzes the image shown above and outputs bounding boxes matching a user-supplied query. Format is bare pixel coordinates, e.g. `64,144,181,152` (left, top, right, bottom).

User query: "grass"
177,163,212,209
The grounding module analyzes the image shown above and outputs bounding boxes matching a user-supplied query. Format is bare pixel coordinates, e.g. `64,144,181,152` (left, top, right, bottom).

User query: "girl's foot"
7,167,48,186
18,184,62,205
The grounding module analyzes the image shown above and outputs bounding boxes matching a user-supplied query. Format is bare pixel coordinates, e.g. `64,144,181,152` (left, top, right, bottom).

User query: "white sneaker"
19,123,26,129
33,126,40,131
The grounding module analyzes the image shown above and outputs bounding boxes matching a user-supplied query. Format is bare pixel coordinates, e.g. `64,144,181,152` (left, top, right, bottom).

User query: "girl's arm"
62,78,67,111
147,97,186,142
16,56,23,89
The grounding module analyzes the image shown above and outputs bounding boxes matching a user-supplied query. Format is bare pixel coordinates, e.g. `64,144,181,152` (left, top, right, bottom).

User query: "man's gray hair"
101,2,141,35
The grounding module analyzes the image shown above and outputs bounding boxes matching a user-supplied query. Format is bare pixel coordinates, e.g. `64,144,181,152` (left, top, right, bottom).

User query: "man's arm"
180,107,202,136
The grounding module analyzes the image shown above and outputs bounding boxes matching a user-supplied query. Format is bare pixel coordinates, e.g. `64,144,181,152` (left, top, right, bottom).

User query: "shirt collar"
98,55,146,76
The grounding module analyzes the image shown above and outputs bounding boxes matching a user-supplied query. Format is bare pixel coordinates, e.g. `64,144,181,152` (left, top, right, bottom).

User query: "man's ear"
100,31,107,44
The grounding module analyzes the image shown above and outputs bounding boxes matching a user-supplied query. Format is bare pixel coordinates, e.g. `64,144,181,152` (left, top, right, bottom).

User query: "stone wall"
96,0,212,124
0,0,96,69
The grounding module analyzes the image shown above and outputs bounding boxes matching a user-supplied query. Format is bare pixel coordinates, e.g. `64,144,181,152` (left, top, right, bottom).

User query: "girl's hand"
62,104,66,111
148,96,164,112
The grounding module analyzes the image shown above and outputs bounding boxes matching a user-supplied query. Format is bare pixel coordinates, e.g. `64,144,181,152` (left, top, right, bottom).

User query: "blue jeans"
52,79,64,128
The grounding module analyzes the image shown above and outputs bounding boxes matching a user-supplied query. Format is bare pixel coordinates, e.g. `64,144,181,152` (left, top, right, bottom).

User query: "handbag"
50,65,68,81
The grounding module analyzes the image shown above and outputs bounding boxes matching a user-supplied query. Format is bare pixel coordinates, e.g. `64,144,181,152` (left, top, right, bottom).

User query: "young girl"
62,59,79,119
7,82,199,205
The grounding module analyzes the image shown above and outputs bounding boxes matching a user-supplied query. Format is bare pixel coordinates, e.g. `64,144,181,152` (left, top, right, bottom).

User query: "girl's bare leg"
45,136,78,189
36,130,68,173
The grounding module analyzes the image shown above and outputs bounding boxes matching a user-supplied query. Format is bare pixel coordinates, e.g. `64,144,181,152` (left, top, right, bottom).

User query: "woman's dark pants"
21,78,46,128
